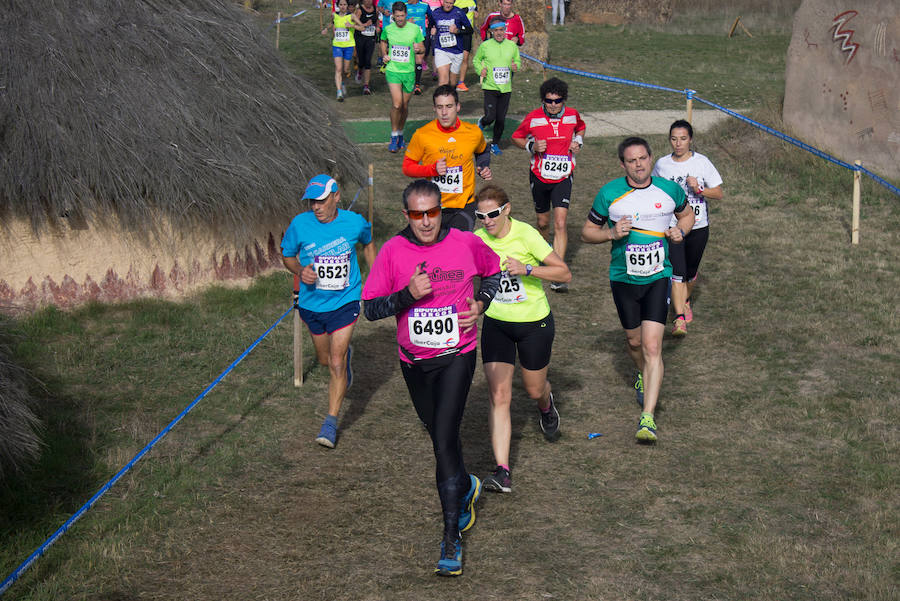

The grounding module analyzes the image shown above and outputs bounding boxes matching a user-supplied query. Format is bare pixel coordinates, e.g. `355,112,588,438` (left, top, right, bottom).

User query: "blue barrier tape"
520,52,683,95
0,305,295,597
267,8,308,29
519,54,900,198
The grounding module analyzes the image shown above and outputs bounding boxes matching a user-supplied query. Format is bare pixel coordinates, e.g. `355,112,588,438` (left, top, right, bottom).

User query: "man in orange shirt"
402,84,493,230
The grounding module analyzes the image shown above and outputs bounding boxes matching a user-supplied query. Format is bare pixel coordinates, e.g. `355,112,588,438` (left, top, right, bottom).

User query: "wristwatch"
525,264,533,276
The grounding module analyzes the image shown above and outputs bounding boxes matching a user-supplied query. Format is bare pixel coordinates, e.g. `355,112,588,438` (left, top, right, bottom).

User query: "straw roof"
0,0,366,235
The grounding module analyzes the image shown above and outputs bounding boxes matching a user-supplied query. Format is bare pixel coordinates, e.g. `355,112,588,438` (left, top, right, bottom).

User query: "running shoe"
355,70,362,83
414,84,423,95
398,134,406,149
456,82,469,91
549,282,568,293
388,135,400,153
483,466,512,493
315,415,338,448
341,84,347,97
422,63,430,73
476,116,484,130
490,143,503,156
634,373,644,408
362,85,372,95
636,413,658,443
539,393,560,441
434,537,463,576
336,90,344,102
672,316,687,337
458,474,482,532
345,345,353,390
684,299,693,323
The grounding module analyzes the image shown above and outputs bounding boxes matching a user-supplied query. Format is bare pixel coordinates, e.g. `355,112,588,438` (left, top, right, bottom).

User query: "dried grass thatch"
0,320,42,480
0,0,366,237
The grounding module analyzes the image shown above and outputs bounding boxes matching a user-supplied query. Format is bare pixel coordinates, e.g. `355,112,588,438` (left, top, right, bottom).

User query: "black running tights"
481,89,511,144
400,350,475,539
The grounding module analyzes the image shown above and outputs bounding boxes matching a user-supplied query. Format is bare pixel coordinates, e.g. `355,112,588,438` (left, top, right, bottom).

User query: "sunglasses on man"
543,97,564,104
405,206,442,220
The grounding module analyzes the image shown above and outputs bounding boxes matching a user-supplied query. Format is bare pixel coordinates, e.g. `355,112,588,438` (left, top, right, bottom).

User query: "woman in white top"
651,120,724,336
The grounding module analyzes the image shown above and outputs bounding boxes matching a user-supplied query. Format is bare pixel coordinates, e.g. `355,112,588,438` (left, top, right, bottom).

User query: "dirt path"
345,109,734,144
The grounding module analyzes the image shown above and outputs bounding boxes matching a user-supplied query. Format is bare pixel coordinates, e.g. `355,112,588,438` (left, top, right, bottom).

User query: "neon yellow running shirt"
475,218,553,322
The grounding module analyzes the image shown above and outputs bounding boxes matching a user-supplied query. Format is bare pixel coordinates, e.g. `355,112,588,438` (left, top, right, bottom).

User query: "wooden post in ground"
293,274,303,386
276,12,281,49
852,160,861,245
685,90,694,124
367,163,375,226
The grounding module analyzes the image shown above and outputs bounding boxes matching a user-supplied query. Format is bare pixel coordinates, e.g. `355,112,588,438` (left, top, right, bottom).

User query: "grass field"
2,1,899,599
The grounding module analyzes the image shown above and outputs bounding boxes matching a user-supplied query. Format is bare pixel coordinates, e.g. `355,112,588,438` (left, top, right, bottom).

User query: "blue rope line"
691,96,857,169
267,8,308,30
519,54,900,198
520,52,683,95
0,305,295,597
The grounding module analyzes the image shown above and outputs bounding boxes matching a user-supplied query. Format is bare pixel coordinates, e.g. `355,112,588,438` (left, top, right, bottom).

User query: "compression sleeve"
476,271,501,311
474,147,490,170
363,287,417,321
402,156,440,178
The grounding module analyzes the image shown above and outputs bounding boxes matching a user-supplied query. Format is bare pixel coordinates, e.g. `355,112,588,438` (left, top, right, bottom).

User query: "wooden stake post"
276,12,281,49
852,160,861,245
367,163,375,226
293,274,303,386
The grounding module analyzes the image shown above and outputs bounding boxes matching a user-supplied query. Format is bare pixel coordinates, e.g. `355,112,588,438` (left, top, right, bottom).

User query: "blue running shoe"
434,537,463,576
345,345,353,391
315,415,338,448
398,134,406,149
458,474,482,532
388,135,399,153
490,143,503,156
634,373,644,408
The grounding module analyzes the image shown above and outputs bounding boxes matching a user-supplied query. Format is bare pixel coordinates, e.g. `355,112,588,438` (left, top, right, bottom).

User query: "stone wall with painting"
784,0,900,179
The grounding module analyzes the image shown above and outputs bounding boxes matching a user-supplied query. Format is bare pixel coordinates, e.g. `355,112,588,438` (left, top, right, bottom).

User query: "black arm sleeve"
476,271,501,312
363,287,417,321
475,146,491,170
457,16,474,36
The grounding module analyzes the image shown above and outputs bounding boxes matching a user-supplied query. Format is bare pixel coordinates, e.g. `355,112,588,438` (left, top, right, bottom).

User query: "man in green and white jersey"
581,136,693,444
381,2,425,152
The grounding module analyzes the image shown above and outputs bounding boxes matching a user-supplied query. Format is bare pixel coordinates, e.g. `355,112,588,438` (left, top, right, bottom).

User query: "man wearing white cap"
281,174,377,448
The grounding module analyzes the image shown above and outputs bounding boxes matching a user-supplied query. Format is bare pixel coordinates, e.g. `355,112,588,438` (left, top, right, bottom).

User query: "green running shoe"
636,413,657,443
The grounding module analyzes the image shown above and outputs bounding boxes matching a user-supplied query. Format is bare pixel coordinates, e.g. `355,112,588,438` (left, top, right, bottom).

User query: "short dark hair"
669,119,693,139
391,1,406,13
432,84,459,105
617,136,652,162
402,179,441,209
539,77,568,102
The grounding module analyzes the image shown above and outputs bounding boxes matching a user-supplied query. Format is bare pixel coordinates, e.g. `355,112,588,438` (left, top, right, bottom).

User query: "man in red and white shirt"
512,77,586,292
478,0,524,45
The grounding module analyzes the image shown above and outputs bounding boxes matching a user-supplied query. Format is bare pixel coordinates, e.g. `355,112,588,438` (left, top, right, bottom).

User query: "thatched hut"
0,0,366,311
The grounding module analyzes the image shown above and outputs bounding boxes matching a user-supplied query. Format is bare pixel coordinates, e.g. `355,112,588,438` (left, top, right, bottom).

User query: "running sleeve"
476,271,501,311
363,287,417,321
402,155,440,178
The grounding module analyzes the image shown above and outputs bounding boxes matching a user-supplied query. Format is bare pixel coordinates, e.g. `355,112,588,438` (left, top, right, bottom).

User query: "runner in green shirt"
473,18,520,155
381,2,425,152
581,137,693,444
473,184,571,493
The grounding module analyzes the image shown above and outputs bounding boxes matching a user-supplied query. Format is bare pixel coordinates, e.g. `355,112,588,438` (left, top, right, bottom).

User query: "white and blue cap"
302,174,338,200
